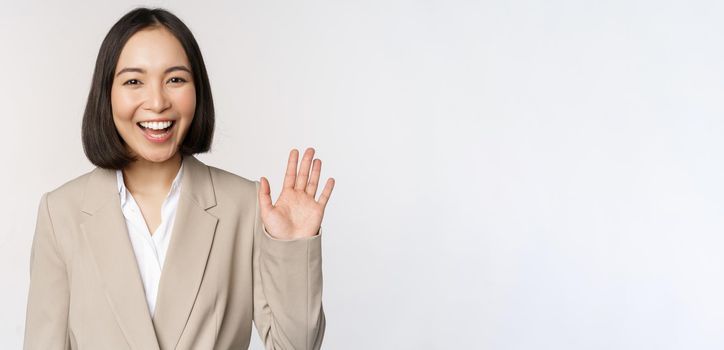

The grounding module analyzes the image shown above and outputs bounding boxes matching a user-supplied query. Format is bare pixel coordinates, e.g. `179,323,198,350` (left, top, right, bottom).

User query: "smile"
137,120,176,143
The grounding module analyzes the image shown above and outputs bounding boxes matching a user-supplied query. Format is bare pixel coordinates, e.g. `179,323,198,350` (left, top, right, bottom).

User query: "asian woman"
23,7,334,350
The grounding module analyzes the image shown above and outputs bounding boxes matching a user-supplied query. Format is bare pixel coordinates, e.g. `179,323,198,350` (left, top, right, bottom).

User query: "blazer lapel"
80,165,160,349
80,154,219,350
152,154,219,349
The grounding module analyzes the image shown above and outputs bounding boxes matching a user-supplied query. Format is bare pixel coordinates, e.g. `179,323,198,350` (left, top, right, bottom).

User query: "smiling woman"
24,6,332,350
81,8,214,170
111,26,197,158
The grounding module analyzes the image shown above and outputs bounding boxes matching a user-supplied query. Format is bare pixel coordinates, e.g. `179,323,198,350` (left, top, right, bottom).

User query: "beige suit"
23,154,325,350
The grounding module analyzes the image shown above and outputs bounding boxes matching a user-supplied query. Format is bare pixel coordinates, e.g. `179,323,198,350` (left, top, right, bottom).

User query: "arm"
23,192,71,350
252,180,326,350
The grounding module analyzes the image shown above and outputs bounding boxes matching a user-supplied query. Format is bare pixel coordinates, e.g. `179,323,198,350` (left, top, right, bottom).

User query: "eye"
123,79,141,86
168,77,187,84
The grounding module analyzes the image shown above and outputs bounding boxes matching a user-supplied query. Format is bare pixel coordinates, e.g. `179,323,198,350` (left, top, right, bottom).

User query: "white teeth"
139,121,173,130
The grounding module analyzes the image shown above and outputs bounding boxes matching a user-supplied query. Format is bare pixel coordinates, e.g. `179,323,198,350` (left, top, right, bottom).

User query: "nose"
143,81,171,113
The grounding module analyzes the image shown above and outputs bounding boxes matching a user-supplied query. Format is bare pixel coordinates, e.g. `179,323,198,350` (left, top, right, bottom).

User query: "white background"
1,0,723,349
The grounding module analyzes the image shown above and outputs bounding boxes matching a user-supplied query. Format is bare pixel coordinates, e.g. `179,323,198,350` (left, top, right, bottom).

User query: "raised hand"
258,147,335,240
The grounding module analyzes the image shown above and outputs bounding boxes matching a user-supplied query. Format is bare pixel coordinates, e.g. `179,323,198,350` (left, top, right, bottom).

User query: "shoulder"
204,165,261,219
43,168,96,209
206,165,259,199
34,168,97,233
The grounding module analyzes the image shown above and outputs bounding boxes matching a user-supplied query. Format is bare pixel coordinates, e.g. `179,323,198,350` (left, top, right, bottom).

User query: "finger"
282,149,299,190
258,177,274,214
306,158,321,197
317,177,335,208
294,147,315,191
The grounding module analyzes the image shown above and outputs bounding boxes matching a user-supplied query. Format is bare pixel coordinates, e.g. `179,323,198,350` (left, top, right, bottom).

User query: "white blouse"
115,160,185,317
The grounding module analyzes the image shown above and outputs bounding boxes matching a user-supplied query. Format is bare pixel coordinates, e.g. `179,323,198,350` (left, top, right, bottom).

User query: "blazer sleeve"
23,192,71,350
252,181,326,350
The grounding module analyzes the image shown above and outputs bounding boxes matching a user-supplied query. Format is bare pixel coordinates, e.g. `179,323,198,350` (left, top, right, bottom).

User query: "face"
111,26,196,164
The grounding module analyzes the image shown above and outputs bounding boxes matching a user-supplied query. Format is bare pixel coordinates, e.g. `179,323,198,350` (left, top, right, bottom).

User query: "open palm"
258,147,335,240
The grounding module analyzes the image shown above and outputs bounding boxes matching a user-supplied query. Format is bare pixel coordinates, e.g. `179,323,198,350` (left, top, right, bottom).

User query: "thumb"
258,177,274,214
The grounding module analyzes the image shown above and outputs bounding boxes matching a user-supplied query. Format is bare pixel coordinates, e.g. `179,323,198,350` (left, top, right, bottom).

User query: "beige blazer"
23,154,325,350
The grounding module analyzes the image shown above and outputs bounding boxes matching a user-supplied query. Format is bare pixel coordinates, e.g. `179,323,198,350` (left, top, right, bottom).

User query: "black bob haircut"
82,7,214,170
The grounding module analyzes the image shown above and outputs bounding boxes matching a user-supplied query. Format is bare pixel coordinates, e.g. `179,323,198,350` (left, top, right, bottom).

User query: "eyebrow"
115,65,192,77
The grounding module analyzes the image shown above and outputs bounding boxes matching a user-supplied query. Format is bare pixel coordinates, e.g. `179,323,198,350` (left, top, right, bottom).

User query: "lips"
137,120,175,143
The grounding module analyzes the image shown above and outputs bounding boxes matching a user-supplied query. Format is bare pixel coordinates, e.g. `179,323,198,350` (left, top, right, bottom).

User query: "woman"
23,7,333,350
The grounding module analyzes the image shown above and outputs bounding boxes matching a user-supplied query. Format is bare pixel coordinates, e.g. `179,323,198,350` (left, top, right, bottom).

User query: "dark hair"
82,7,214,170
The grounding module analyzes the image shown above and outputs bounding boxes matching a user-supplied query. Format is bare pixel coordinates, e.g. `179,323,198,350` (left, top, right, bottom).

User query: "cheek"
174,87,196,117
111,88,139,121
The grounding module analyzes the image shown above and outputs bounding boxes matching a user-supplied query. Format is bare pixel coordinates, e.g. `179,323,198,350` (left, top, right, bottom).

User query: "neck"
121,152,182,197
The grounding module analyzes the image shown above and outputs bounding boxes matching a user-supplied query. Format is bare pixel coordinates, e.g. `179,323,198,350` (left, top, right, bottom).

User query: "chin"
137,149,178,163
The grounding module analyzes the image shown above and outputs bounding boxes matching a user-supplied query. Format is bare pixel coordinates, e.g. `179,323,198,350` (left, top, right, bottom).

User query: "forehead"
115,26,190,73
